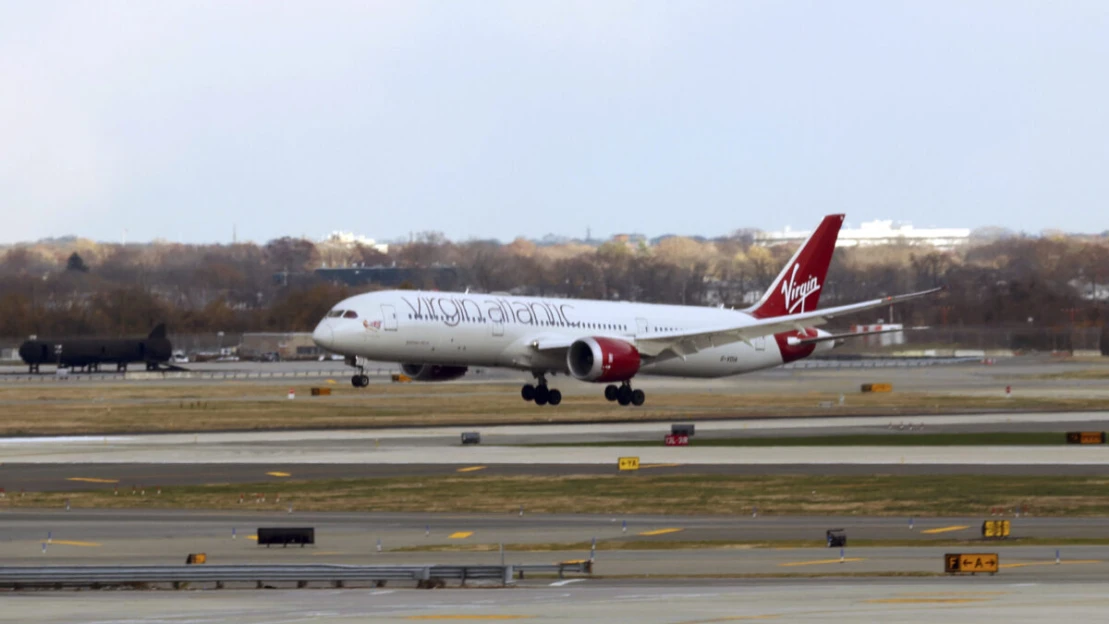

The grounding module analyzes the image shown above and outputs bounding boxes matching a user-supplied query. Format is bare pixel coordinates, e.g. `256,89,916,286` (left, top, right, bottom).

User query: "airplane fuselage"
312,290,830,379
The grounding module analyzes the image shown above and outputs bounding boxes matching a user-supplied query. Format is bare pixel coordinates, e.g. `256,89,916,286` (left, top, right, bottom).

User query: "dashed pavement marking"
920,525,970,534
638,528,684,536
778,557,864,567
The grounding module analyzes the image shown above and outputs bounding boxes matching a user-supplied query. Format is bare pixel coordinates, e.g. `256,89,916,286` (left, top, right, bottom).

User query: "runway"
5,578,1108,624
6,508,1109,543
2,509,1107,570
3,411,1109,465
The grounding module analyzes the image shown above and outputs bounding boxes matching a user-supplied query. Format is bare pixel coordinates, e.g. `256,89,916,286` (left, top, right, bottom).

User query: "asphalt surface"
5,509,1109,545
3,579,1107,624
5,415,1109,464
3,509,1108,575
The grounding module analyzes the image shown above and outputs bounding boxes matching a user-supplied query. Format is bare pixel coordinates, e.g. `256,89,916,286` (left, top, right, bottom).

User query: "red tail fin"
749,214,844,318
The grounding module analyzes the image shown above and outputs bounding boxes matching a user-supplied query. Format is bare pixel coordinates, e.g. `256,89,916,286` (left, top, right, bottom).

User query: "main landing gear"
605,381,645,406
351,366,369,388
521,374,562,406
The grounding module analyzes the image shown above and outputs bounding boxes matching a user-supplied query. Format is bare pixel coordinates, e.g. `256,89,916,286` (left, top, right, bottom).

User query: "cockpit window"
327,310,344,318
342,310,359,319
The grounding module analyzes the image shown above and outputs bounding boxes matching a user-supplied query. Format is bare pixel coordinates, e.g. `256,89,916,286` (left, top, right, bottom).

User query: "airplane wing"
635,287,942,360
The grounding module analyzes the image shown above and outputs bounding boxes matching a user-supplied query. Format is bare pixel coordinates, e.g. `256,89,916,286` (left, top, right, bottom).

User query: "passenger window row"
405,314,628,331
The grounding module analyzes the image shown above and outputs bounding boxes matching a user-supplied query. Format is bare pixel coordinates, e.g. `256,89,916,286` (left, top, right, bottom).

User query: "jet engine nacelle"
566,337,641,382
400,363,468,382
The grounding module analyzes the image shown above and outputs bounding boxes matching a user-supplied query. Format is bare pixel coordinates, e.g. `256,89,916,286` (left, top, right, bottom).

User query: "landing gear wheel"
534,385,550,406
351,374,362,388
617,385,632,406
521,384,535,401
604,385,618,402
358,374,369,387
631,389,645,406
548,389,562,406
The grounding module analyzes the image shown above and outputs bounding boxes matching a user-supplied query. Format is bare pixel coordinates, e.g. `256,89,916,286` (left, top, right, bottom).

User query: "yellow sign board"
945,552,999,574
860,383,893,393
982,520,1011,539
1066,431,1106,444
618,457,640,471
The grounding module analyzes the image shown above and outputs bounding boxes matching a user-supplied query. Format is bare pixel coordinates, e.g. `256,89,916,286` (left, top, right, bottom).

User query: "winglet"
749,214,844,319
148,323,167,339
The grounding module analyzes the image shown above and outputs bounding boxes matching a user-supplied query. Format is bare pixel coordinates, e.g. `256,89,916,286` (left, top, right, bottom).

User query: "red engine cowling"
566,337,641,382
400,363,468,381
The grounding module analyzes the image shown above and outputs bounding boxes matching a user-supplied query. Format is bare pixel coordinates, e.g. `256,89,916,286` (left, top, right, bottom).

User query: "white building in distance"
755,220,970,250
319,231,389,254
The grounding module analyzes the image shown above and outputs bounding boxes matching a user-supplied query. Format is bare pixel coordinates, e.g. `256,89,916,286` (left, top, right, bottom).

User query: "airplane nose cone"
312,323,334,350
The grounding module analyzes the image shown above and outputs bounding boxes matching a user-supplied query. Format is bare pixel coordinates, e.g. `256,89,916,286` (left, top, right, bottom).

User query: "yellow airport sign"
945,552,999,575
618,457,640,471
861,383,892,393
982,519,1011,539
1066,431,1106,444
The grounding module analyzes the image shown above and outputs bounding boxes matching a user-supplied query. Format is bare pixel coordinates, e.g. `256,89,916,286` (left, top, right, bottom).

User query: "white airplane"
312,214,939,406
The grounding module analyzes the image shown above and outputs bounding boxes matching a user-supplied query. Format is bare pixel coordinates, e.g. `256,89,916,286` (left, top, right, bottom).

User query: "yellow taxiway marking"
894,592,1008,597
404,617,533,621
1001,560,1101,569
50,540,101,547
247,535,258,541
266,472,291,477
456,466,487,473
778,558,864,567
66,477,119,484
674,616,780,623
920,525,970,534
326,379,337,385
638,528,684,536
865,598,990,604
448,532,474,539
640,463,682,469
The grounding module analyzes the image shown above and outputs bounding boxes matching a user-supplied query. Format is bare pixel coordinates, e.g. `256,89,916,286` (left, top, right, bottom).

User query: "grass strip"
5,474,1109,516
3,381,1109,436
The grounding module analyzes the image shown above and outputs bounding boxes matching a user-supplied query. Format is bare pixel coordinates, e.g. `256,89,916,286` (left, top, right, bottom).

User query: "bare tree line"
1,230,1107,340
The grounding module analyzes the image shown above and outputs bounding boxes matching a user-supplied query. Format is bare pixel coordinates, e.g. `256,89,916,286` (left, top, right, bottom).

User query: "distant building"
312,265,461,289
239,332,318,360
755,220,970,250
320,231,389,254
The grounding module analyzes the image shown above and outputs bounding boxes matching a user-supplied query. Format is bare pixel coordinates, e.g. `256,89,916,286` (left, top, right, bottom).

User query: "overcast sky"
2,1,1106,244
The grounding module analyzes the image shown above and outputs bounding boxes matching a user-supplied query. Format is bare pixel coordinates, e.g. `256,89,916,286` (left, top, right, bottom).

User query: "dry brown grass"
6,474,1109,517
1,381,1108,435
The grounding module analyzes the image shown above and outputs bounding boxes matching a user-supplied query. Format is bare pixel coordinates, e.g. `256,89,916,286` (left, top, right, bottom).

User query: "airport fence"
0,562,592,590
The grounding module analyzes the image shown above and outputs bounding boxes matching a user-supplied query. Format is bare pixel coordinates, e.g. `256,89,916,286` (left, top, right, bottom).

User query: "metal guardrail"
0,562,593,590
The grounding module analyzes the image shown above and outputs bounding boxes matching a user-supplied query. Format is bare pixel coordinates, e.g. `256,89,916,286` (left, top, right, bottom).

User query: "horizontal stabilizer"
788,327,906,346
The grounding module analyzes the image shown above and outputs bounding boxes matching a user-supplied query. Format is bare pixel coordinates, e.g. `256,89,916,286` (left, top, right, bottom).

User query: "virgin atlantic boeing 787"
312,214,939,406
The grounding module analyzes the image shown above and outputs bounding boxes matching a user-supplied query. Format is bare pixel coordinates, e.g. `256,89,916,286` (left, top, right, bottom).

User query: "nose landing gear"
605,381,645,406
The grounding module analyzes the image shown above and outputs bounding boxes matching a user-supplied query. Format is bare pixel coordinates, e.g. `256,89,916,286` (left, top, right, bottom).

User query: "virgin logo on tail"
781,264,821,314
748,214,843,319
